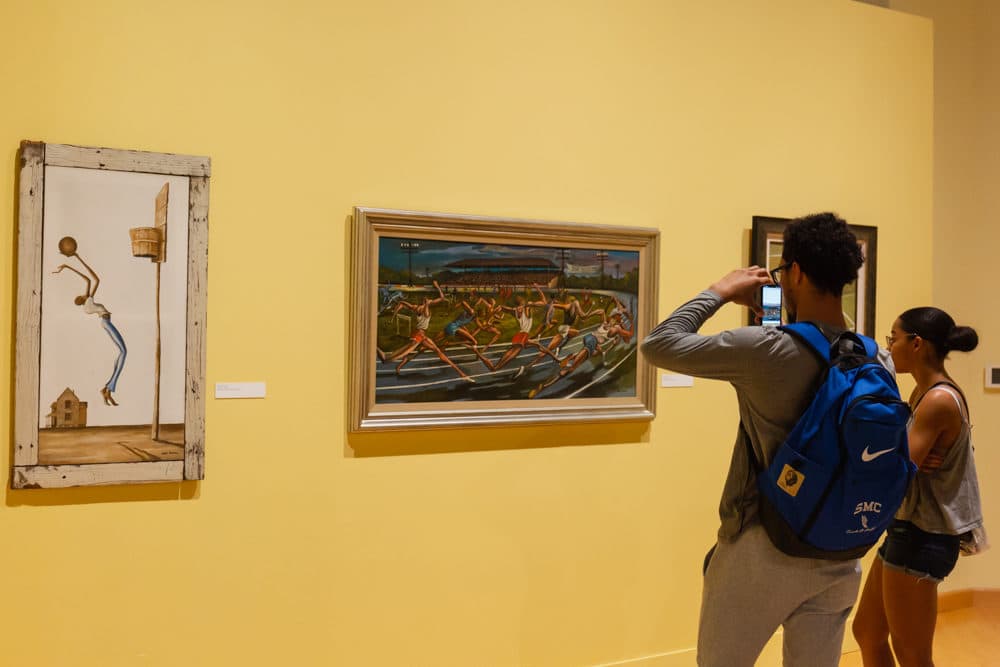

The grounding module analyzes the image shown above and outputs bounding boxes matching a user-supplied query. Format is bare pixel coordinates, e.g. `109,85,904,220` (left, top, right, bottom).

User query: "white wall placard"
660,374,694,388
215,382,266,399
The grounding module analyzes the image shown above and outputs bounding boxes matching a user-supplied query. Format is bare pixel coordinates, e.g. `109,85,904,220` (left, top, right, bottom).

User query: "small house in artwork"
45,388,88,428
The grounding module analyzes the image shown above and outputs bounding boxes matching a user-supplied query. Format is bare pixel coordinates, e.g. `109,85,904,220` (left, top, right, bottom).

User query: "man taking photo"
641,212,889,667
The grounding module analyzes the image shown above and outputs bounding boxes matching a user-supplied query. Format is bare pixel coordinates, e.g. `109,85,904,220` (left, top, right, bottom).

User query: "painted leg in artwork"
528,348,593,398
100,316,126,406
477,344,523,372
418,338,475,382
386,340,422,373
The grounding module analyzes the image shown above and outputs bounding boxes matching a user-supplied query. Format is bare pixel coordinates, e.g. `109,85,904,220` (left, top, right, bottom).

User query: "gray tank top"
896,383,984,535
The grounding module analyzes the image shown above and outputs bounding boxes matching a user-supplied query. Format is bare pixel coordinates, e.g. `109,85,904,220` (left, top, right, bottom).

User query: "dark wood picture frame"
749,215,877,335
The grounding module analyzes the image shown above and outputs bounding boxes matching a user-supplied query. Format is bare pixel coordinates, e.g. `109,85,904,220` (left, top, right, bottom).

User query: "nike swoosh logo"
861,446,896,462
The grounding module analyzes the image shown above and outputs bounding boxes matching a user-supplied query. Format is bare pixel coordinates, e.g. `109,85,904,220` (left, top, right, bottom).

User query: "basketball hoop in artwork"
129,183,169,441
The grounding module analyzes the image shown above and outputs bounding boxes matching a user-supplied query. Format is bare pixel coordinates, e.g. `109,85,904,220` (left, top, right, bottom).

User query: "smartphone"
761,285,782,327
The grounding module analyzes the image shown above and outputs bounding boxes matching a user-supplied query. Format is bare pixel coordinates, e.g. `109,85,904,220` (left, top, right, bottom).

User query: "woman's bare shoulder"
916,387,964,423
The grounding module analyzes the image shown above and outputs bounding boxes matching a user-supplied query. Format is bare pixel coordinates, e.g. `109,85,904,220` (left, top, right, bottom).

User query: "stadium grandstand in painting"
350,207,659,432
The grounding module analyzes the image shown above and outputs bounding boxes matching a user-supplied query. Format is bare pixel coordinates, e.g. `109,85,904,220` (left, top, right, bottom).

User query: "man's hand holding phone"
708,266,771,321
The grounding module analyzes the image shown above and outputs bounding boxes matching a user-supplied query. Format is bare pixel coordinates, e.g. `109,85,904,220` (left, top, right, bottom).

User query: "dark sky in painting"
379,237,639,277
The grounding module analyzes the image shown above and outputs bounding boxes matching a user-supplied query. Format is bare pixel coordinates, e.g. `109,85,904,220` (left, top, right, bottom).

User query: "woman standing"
853,307,986,666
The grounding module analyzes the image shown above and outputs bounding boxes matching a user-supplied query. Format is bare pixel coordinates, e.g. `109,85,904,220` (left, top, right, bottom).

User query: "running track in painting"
375,321,637,403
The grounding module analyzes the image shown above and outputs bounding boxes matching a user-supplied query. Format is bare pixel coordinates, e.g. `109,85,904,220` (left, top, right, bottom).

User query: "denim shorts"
878,519,961,582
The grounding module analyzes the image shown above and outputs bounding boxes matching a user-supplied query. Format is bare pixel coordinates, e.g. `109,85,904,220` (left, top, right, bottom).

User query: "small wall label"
215,382,266,399
661,374,694,388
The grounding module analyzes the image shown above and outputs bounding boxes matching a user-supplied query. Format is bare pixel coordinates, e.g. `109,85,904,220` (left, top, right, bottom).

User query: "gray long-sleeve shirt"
640,290,893,541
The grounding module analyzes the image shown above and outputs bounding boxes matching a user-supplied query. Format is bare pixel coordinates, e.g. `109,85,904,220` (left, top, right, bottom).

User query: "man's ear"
789,261,805,287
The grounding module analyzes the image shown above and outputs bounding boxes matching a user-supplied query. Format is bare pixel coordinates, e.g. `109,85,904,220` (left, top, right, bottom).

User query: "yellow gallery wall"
0,1,932,666
888,0,1000,592
934,0,1000,595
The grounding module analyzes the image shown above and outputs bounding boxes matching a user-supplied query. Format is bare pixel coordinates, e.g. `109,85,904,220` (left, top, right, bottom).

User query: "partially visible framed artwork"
12,142,210,488
749,215,877,335
349,207,660,431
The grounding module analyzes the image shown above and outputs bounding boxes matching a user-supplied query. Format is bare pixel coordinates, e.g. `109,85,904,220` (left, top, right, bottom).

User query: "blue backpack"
748,323,917,560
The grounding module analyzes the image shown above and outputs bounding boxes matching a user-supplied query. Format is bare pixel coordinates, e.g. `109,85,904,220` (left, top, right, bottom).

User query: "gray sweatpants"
697,522,861,667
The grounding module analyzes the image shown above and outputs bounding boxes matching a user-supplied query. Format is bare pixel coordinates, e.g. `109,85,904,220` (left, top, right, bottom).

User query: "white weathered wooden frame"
12,141,210,488
349,207,660,432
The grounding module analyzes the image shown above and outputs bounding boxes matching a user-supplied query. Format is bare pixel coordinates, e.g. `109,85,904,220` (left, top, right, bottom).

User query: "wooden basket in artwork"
129,226,162,259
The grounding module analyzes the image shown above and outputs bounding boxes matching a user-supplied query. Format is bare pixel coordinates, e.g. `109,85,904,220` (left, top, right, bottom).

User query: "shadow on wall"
5,480,199,508
346,419,651,458
5,152,19,500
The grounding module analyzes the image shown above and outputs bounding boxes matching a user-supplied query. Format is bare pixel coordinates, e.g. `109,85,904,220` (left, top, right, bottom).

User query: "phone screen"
761,285,782,327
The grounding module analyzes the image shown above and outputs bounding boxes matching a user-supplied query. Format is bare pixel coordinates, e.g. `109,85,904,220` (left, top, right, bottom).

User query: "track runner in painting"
377,280,476,382
466,286,513,349
528,308,634,398
471,284,561,372
432,291,487,350
513,291,608,378
374,287,638,402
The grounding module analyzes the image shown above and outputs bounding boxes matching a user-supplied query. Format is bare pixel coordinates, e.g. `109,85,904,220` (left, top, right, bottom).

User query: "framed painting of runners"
349,207,660,431
749,215,877,335
12,141,209,488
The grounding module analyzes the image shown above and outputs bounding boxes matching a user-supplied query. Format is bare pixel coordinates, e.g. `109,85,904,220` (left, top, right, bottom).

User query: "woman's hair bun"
946,325,979,353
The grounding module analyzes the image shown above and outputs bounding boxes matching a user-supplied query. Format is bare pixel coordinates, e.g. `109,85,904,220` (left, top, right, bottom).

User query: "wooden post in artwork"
129,183,169,441
152,184,168,440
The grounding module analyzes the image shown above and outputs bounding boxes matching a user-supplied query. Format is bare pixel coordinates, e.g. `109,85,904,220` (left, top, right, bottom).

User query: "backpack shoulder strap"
852,333,879,358
785,323,881,361
780,322,830,363
915,381,970,422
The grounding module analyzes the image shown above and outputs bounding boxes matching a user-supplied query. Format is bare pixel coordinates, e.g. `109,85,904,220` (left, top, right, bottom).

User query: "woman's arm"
907,391,962,467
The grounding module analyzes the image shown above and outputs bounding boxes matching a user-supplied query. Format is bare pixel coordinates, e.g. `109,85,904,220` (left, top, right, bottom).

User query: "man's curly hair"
782,213,863,296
